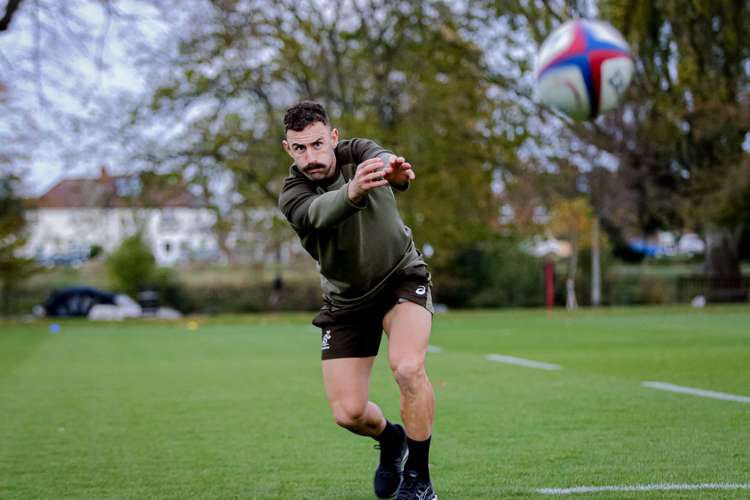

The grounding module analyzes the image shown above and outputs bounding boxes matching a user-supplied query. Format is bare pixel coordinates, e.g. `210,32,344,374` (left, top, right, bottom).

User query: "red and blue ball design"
535,20,634,120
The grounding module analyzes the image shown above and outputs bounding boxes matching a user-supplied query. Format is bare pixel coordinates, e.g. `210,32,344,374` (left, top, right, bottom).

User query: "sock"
375,420,400,446
405,436,431,480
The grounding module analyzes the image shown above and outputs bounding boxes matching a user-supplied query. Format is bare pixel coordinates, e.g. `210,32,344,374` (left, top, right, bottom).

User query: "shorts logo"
416,286,427,296
321,330,332,351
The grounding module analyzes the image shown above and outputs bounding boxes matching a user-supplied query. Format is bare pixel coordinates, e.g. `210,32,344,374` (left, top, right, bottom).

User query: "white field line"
486,354,561,371
537,483,750,495
642,381,750,404
427,345,442,353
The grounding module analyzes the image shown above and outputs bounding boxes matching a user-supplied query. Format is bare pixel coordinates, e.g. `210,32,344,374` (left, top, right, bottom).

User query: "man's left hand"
383,155,415,187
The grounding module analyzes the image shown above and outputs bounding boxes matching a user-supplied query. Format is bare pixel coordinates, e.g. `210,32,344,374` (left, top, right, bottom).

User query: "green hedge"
603,275,679,305
3,260,746,317
0,281,323,317
182,282,321,314
434,236,546,308
0,287,47,317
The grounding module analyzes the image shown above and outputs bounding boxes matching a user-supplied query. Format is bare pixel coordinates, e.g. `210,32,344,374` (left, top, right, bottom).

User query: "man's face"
283,122,339,181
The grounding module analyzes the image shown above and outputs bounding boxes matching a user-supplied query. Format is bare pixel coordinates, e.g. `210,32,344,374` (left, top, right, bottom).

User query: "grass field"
1,306,749,499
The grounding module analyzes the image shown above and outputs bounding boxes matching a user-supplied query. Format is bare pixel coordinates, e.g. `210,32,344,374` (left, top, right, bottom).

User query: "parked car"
35,286,182,320
40,286,117,317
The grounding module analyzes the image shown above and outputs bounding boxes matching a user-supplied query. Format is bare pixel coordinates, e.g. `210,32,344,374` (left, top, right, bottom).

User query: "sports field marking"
486,354,561,370
642,381,750,404
427,345,442,353
536,482,750,495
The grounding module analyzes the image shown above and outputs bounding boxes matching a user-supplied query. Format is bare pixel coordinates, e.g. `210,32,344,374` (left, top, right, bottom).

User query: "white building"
25,168,221,266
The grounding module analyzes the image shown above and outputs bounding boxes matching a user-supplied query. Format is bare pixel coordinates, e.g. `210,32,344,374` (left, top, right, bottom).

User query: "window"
159,211,179,232
115,177,142,197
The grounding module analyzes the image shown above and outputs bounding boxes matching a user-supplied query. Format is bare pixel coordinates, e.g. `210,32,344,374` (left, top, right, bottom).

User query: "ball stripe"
537,23,587,77
589,49,632,118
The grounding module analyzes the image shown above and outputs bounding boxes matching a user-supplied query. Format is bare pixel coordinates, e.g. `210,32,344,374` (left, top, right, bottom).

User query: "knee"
391,357,426,391
331,400,367,429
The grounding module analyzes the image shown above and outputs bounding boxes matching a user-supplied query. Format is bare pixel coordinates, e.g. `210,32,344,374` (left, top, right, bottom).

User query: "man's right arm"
278,176,366,231
348,138,411,191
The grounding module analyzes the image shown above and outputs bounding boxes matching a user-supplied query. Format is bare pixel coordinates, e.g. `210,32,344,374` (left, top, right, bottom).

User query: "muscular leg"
383,301,434,440
322,356,386,437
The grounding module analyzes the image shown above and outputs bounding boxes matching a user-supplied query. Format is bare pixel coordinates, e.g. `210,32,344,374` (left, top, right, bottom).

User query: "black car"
42,286,117,317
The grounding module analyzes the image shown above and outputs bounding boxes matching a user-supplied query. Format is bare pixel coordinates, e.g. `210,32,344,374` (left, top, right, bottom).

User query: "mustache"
303,162,327,172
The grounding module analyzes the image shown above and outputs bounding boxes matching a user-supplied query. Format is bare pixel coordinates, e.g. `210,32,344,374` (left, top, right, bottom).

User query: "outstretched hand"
383,155,415,188
348,158,390,204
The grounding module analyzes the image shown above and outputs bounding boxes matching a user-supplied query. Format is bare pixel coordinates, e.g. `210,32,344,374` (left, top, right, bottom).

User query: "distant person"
278,101,437,500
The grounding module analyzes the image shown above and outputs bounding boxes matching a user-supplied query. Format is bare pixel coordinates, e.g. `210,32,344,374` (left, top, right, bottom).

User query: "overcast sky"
0,0,174,195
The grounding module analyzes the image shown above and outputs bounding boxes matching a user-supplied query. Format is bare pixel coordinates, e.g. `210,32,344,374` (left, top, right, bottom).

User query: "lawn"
1,305,749,499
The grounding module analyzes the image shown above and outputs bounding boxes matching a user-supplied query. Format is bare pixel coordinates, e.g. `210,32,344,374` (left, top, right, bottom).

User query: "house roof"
33,168,205,209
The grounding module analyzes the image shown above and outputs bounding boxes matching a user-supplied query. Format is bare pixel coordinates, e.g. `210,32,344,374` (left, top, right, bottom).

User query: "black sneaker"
373,424,408,498
396,470,437,500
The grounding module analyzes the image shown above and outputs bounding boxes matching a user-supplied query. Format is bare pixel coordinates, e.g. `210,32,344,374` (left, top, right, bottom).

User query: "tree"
483,1,749,288
0,172,38,315
106,232,186,309
0,0,174,178
106,233,157,297
549,197,594,309
590,1,749,282
136,0,505,272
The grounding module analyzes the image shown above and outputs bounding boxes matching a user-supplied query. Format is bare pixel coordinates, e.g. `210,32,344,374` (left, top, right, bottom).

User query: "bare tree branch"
0,0,23,32
32,0,49,107
81,1,114,107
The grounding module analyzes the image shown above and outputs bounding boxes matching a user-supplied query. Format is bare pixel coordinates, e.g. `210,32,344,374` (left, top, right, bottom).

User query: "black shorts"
312,265,433,360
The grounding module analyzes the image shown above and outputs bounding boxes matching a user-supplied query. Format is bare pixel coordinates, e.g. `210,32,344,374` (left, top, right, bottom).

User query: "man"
278,101,437,500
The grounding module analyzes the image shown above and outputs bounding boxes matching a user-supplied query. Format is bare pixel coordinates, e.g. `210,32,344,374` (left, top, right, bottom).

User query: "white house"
25,168,222,266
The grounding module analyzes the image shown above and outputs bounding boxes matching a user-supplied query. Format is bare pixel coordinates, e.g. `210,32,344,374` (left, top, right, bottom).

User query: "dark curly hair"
283,101,329,132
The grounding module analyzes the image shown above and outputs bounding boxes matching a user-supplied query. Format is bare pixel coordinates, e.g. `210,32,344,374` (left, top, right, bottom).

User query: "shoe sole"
376,428,409,499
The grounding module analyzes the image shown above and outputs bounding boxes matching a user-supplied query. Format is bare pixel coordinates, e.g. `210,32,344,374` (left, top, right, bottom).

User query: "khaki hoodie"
278,138,424,308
